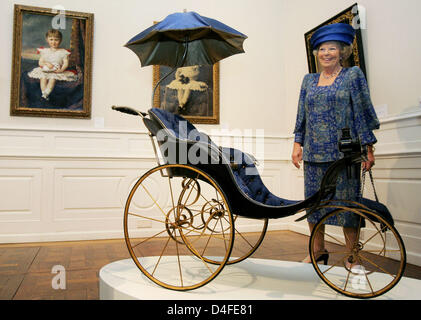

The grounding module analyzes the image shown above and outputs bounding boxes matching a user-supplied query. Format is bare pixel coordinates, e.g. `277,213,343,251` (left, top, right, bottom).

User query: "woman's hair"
313,41,353,63
45,29,63,42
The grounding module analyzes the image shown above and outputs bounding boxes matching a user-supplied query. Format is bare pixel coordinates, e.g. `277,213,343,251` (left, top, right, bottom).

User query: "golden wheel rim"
123,164,234,291
309,205,406,299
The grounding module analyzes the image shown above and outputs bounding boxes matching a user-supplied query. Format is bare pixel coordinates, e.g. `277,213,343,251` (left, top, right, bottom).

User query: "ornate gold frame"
10,5,94,118
304,3,366,77
152,63,220,124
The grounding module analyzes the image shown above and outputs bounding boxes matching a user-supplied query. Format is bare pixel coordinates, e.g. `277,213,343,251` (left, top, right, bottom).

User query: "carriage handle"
111,106,147,118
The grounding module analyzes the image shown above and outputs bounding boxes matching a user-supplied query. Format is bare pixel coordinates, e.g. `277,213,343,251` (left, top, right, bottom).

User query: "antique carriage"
112,105,406,299
115,11,406,299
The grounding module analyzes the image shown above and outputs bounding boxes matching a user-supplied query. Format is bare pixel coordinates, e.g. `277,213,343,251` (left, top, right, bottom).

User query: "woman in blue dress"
291,23,379,267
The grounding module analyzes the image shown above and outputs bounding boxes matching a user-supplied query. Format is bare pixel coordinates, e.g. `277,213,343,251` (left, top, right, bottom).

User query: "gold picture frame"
153,63,220,125
10,5,94,118
304,3,367,77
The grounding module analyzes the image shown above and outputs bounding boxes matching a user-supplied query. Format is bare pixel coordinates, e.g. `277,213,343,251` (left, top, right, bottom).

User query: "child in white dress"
28,29,78,100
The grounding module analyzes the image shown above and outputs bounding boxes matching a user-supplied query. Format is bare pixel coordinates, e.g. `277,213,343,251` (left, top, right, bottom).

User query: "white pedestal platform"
99,257,421,300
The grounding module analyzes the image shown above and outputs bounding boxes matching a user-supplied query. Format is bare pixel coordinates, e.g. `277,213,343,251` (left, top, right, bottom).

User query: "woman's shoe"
315,251,329,265
302,250,329,265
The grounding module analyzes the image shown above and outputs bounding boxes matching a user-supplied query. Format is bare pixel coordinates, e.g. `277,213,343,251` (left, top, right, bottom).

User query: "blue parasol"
125,11,247,68
123,11,247,108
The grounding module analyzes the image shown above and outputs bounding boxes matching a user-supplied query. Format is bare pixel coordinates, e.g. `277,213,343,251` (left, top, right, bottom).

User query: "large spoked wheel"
309,205,406,299
124,164,235,291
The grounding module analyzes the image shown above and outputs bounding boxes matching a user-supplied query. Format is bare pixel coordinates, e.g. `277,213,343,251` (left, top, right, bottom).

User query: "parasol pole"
151,37,189,108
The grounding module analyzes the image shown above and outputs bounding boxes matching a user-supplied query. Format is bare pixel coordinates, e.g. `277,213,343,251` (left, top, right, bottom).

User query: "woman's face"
317,41,341,69
47,36,61,49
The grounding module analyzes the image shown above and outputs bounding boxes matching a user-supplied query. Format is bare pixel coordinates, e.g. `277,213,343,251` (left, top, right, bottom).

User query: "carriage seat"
149,108,300,207
218,146,299,207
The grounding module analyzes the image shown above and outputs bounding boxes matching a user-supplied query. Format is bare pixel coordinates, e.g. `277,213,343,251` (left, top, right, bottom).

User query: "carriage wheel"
309,206,406,299
124,164,234,291
176,179,268,265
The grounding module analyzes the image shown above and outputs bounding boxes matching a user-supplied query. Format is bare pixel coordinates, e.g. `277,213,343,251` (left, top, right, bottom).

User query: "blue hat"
310,23,356,49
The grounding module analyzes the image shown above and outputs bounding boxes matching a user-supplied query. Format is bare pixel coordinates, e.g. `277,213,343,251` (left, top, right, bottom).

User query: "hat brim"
310,23,356,50
311,34,354,49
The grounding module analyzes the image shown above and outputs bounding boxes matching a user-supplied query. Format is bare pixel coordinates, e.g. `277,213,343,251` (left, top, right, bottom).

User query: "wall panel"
0,128,290,243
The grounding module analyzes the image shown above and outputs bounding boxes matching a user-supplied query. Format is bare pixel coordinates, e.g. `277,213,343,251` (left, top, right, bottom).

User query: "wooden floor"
1,230,420,300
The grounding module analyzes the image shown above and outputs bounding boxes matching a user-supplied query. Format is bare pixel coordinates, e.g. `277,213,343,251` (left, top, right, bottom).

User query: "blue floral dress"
293,66,379,227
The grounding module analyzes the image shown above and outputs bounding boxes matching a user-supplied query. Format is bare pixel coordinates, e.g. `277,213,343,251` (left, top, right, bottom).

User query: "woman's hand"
362,145,375,171
292,142,303,169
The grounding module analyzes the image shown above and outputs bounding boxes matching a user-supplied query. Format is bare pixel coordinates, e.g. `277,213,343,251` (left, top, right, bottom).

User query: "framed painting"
304,3,366,77
10,5,94,118
153,63,220,124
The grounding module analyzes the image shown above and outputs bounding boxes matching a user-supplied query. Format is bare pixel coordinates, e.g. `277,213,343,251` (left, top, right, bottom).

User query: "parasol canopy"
125,11,247,68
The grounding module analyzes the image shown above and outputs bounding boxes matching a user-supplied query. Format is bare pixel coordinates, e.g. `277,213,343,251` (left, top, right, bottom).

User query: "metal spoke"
358,253,397,278
320,253,351,275
234,225,255,249
200,217,220,257
362,249,401,254
172,228,184,287
355,256,375,295
183,236,215,275
128,212,169,225
167,173,179,227
362,225,387,248
151,235,172,276
131,228,168,248
140,183,169,219
179,224,228,240
324,231,346,247
219,215,228,251
344,267,351,291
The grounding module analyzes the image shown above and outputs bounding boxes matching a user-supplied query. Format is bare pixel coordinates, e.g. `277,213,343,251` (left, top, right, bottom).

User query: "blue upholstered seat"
150,108,198,140
149,108,299,207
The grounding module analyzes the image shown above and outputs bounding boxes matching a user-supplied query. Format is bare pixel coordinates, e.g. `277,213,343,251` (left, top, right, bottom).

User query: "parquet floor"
1,230,420,300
